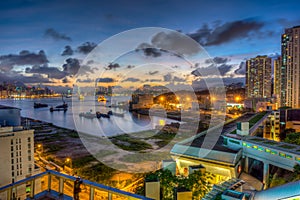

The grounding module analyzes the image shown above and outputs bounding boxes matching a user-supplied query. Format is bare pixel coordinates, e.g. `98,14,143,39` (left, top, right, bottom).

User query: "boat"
56,102,68,109
107,110,124,117
78,94,84,100
79,111,101,119
50,107,67,112
65,94,72,98
97,96,107,102
34,102,48,108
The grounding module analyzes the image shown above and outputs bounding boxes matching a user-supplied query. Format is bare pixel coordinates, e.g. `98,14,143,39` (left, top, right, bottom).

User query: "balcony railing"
0,170,152,200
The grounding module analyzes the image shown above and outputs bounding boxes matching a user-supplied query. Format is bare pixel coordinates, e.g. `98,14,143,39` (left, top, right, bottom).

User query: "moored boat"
34,102,48,108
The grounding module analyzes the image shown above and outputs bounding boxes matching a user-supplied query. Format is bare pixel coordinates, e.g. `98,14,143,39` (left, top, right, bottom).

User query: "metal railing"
0,170,152,200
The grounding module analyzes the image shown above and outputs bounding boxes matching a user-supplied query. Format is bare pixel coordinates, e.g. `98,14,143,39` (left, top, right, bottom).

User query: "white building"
0,106,40,199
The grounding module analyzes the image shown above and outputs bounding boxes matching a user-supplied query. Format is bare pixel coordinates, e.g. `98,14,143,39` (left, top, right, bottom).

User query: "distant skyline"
1,0,300,91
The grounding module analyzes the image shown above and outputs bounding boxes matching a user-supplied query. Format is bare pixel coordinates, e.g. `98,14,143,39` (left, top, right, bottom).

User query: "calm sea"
0,96,177,137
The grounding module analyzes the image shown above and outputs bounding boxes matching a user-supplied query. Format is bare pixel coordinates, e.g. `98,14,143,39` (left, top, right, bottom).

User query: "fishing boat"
34,102,48,108
50,107,67,112
79,111,101,119
97,95,107,102
56,102,68,109
107,110,124,117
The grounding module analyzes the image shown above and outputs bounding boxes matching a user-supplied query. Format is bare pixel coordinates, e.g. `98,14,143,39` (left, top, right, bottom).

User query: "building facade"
245,56,272,99
281,26,300,108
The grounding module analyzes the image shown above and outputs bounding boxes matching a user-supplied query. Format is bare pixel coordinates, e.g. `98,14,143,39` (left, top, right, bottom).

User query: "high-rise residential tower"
281,26,300,108
245,55,272,99
274,57,282,106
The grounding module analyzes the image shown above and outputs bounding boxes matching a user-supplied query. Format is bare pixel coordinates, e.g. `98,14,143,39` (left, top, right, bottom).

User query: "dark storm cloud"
62,58,94,76
96,78,114,83
76,42,97,54
151,31,201,55
191,64,233,77
122,77,140,82
62,58,80,75
234,62,246,75
136,31,201,57
61,46,74,56
25,64,67,79
188,18,265,46
136,43,162,57
44,28,72,41
205,57,229,64
105,63,121,70
0,50,48,72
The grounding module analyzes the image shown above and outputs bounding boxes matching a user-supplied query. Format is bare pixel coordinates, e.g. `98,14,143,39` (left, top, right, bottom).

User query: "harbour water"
0,96,177,137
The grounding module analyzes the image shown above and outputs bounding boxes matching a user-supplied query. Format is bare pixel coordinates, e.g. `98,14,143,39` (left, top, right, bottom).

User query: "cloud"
163,73,172,82
127,65,135,69
234,62,246,75
62,58,81,75
151,31,201,55
44,28,72,41
173,76,186,82
62,58,95,76
136,43,162,57
188,18,265,46
25,64,67,79
136,31,201,57
77,78,94,83
77,42,97,54
145,79,162,82
62,77,72,83
147,71,159,75
105,63,121,70
61,46,74,56
96,78,114,83
191,64,233,77
206,56,229,64
0,50,48,72
122,77,140,82
0,71,52,84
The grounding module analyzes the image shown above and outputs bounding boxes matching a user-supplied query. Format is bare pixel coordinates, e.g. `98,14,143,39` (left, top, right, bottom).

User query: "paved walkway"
239,172,263,191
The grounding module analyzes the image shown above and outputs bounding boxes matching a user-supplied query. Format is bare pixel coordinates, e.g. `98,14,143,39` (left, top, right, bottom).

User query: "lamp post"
66,157,72,169
37,144,43,156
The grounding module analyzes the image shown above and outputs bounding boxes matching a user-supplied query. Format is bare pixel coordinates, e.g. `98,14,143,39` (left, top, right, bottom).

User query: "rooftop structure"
0,170,152,200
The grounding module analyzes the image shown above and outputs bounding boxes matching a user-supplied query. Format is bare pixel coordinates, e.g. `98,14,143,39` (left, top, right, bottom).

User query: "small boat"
56,102,68,109
79,111,101,119
50,107,67,112
34,102,48,108
99,112,110,118
65,94,72,98
78,94,84,100
108,111,124,117
97,96,107,102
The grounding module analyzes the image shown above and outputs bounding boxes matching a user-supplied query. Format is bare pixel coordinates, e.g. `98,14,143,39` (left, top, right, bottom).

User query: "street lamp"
235,96,241,102
37,144,43,155
66,157,72,169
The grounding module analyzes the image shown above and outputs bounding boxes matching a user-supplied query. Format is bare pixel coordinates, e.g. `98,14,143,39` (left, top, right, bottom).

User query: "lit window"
265,148,271,153
279,152,285,158
286,154,293,159
258,147,264,151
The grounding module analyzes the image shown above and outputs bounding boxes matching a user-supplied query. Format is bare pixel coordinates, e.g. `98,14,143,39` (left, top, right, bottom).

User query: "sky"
1,0,300,92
